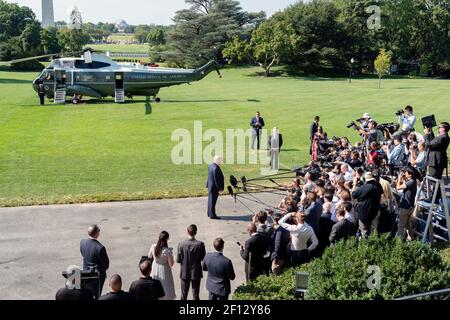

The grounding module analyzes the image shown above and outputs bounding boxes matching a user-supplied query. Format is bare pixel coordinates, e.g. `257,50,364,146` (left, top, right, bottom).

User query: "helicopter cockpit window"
74,60,111,69
43,71,54,81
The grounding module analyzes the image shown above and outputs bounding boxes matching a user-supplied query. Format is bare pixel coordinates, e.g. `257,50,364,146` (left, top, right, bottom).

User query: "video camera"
346,121,358,129
378,123,400,135
62,266,100,298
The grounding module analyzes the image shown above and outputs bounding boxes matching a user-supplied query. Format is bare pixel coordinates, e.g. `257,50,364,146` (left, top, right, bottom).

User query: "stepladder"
413,176,450,243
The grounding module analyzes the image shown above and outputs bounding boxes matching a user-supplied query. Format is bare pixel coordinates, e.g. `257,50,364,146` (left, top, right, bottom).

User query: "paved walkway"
0,193,282,300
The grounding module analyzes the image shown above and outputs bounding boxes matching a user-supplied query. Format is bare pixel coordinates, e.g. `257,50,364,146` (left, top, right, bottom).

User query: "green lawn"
0,66,449,207
87,43,149,53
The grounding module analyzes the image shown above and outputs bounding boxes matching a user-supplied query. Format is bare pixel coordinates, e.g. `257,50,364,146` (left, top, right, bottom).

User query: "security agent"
397,105,417,133
37,81,46,106
424,121,450,179
250,111,265,150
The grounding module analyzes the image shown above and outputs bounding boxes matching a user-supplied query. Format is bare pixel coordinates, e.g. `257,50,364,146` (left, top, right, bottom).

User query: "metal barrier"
395,288,450,300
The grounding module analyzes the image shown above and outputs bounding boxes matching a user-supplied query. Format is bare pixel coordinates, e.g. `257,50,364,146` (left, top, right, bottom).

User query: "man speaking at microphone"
206,156,225,220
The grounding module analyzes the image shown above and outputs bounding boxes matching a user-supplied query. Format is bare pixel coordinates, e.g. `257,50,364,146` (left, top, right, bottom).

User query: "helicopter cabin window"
74,60,111,69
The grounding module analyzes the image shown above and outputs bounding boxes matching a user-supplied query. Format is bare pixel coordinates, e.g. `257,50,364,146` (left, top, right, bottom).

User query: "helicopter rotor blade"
0,53,59,66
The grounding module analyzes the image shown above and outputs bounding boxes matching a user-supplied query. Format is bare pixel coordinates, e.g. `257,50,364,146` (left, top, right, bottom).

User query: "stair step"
115,89,125,103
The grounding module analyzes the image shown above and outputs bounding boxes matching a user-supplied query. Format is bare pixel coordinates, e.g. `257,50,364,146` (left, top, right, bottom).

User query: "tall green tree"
58,28,91,52
41,27,62,54
166,0,265,67
224,20,298,77
275,0,351,73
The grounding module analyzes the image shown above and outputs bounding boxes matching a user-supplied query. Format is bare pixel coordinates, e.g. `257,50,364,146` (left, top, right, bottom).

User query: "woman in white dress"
148,231,176,300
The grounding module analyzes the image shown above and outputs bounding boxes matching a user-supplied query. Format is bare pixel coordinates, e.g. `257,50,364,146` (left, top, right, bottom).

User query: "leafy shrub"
233,234,450,300
233,265,310,300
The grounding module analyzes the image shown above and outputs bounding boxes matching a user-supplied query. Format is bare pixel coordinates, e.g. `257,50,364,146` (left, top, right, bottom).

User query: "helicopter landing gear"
154,97,161,103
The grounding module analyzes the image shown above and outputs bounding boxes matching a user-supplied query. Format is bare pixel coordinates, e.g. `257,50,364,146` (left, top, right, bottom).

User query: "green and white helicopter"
1,49,223,103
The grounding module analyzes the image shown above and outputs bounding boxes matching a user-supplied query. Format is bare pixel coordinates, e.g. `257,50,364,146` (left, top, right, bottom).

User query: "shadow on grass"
162,99,261,103
0,78,31,84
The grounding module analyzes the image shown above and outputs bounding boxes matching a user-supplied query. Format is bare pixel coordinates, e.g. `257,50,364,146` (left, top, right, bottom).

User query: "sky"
5,0,300,25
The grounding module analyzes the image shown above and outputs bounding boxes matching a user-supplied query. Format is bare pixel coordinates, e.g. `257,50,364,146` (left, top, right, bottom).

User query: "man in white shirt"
398,105,416,132
340,163,354,182
279,212,318,266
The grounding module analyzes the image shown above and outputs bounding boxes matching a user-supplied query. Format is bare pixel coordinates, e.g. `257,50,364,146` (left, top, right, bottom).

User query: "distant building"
115,20,129,33
41,0,55,28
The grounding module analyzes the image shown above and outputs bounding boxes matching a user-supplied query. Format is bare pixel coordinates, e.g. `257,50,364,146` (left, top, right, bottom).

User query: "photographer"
397,105,416,133
396,167,418,241
384,136,406,169
424,122,450,179
358,120,379,148
409,141,426,173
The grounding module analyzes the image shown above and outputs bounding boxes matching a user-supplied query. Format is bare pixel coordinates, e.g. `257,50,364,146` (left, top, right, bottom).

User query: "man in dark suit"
99,274,134,301
250,111,265,150
310,116,320,155
206,155,224,220
424,122,449,179
129,260,165,300
329,208,357,244
202,238,236,300
177,224,206,300
80,224,110,299
270,213,290,275
240,223,270,283
315,203,335,257
352,172,383,238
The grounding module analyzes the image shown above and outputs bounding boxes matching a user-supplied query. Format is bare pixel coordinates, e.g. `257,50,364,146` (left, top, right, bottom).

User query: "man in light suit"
250,111,265,150
202,238,236,300
424,122,450,179
177,224,206,300
206,155,224,220
80,224,110,299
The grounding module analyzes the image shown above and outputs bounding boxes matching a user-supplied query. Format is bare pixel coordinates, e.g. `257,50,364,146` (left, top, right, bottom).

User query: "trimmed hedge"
233,235,450,300
233,265,310,300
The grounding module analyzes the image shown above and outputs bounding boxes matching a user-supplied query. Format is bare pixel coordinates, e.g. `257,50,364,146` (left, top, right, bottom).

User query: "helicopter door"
115,72,125,103
54,69,67,104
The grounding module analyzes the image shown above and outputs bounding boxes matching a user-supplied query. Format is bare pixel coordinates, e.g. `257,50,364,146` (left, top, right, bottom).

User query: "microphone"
230,175,238,188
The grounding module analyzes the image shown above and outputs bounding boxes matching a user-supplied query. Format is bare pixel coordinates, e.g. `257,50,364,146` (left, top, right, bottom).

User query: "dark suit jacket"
329,219,357,244
240,233,269,281
177,239,206,280
202,252,236,297
306,201,322,236
310,122,319,141
206,163,224,193
55,287,94,301
99,290,134,301
425,133,449,169
270,225,290,261
352,180,383,225
250,117,265,130
129,277,165,300
268,133,284,151
80,238,109,278
317,212,335,253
